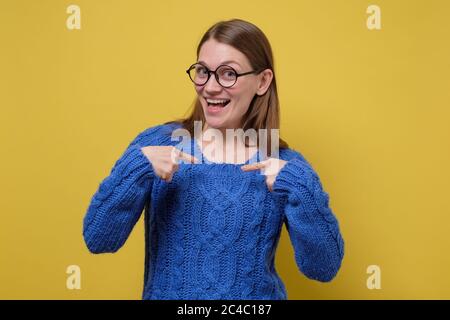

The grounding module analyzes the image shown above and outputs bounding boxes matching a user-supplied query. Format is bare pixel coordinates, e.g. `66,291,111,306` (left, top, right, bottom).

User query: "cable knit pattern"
83,122,344,299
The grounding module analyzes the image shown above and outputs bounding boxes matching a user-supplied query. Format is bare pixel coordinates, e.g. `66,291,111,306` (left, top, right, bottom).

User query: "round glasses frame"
186,63,262,88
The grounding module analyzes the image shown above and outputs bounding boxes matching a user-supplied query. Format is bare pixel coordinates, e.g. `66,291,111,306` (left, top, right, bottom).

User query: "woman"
83,19,344,300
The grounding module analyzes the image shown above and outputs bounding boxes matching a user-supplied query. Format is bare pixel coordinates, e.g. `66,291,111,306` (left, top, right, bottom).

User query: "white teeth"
206,98,230,104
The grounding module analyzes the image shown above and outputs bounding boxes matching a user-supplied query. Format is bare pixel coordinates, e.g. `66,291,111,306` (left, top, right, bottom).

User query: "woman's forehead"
198,59,241,69
198,40,250,69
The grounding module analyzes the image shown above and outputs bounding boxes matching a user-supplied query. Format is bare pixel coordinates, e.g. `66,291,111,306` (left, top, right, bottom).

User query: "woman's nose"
204,74,223,93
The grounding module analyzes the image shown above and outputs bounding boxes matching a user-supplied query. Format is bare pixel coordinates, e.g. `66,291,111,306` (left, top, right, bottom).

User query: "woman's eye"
196,67,208,75
223,70,235,78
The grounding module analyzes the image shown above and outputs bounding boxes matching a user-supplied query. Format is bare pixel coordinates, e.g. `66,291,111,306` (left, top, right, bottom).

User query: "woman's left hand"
241,158,287,191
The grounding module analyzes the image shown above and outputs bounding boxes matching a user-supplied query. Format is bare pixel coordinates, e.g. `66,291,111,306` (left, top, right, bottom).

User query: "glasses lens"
189,64,209,85
217,66,237,87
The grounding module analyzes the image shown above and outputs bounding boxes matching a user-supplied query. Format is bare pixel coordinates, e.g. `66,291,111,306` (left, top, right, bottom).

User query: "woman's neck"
197,124,258,164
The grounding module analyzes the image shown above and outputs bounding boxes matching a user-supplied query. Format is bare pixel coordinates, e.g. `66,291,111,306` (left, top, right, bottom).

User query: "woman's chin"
204,118,225,130
203,110,226,128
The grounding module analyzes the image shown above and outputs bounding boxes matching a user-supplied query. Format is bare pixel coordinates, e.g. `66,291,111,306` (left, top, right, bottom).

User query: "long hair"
169,18,289,153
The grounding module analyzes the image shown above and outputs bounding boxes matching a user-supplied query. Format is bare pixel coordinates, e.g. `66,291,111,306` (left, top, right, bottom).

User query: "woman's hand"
140,146,199,182
241,158,287,191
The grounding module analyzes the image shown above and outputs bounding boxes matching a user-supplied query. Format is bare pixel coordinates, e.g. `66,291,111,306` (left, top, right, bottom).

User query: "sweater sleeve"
272,151,344,282
82,128,158,254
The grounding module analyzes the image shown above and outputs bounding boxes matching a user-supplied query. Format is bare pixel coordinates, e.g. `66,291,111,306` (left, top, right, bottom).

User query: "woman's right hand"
140,146,199,182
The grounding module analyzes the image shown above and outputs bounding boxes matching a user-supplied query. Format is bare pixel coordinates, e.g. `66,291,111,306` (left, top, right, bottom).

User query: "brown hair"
169,18,288,153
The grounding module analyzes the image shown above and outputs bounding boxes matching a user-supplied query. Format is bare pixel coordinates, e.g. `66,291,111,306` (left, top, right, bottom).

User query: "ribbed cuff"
125,145,155,179
272,158,318,195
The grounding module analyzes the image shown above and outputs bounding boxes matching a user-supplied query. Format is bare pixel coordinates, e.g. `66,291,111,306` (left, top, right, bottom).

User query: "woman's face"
194,38,271,131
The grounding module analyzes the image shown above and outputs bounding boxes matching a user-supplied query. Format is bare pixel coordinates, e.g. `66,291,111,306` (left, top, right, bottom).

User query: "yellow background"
1,0,449,299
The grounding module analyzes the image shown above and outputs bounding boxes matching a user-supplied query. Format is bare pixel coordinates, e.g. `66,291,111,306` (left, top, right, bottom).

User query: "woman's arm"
272,152,344,282
82,129,157,254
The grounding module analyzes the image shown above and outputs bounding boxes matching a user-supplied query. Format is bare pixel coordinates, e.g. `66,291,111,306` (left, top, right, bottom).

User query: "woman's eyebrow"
198,60,242,68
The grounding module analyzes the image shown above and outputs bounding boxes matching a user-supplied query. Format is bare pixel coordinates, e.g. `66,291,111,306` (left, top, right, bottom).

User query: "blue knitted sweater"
83,122,344,300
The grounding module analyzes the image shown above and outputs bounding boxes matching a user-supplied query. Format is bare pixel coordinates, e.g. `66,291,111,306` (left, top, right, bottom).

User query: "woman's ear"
256,69,274,96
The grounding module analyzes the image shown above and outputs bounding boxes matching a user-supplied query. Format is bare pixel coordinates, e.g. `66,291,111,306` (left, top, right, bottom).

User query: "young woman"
83,19,344,300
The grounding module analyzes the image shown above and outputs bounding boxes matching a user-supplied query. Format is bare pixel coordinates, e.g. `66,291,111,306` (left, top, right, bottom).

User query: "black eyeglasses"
186,63,262,88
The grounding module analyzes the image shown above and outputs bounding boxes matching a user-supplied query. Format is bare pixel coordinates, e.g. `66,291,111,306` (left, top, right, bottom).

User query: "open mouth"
206,98,231,108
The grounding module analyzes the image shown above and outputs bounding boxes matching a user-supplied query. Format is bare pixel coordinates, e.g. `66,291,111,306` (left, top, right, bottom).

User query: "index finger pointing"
240,161,267,172
178,151,200,164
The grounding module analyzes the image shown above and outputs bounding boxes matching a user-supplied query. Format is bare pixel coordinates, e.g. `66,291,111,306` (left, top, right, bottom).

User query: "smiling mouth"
205,98,231,108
